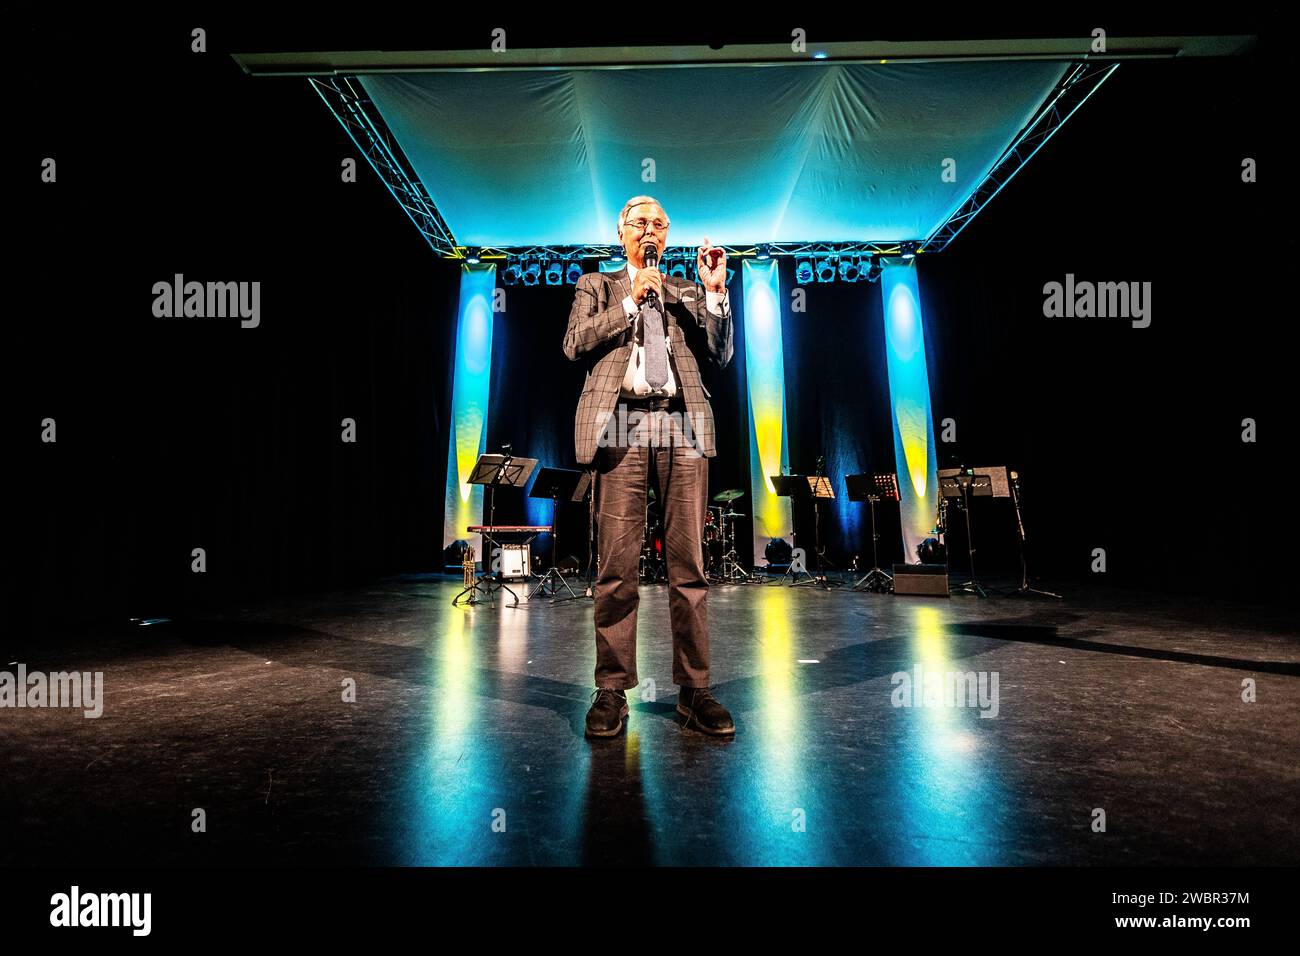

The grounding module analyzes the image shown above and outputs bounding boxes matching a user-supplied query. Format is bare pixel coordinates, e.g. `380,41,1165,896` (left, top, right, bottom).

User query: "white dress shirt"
620,262,729,398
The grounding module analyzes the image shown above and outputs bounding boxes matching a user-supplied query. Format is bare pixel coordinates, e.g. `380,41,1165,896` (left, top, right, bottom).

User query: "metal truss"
309,76,459,256
471,240,912,264
923,60,1119,254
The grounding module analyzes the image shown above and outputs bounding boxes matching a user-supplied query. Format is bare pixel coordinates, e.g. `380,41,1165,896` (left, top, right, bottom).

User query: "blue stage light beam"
443,263,497,558
742,259,793,565
880,261,939,563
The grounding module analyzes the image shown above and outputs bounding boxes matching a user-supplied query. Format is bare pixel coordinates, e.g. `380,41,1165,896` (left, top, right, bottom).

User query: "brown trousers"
592,401,711,691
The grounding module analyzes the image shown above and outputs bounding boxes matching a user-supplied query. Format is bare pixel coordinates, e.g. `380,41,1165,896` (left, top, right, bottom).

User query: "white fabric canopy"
361,60,1068,247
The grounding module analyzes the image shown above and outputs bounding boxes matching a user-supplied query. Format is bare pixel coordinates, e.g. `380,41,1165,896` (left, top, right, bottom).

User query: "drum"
640,521,666,582
703,533,724,576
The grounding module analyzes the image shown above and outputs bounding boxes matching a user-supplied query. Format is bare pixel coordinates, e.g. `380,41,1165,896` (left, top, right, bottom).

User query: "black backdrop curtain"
9,39,1286,637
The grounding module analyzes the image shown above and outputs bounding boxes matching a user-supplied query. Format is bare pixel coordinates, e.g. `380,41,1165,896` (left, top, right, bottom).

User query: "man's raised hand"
697,236,727,293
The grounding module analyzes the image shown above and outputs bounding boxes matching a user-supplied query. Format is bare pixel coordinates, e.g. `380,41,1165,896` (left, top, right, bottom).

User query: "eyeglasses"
625,217,669,234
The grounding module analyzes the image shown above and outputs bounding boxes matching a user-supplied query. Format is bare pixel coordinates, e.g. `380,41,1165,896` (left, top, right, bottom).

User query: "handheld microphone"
641,243,660,306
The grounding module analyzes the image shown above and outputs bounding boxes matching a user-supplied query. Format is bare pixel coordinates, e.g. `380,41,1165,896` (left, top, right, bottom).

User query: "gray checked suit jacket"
563,267,734,466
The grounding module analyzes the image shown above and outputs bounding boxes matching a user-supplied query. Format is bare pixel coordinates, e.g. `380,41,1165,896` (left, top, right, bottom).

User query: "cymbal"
712,489,745,503
721,511,746,518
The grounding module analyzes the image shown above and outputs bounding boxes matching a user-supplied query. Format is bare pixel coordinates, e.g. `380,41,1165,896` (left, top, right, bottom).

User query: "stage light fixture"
815,256,836,282
756,243,771,260
501,262,521,285
522,260,541,286
795,258,814,284
443,539,472,569
668,258,688,280
839,257,861,282
544,260,564,285
866,254,883,283
465,247,481,264
900,241,918,259
916,537,947,564
565,261,583,284
764,537,793,566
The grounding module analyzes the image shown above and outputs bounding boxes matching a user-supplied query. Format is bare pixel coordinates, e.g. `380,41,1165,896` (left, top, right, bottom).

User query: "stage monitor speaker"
892,563,949,597
494,543,531,581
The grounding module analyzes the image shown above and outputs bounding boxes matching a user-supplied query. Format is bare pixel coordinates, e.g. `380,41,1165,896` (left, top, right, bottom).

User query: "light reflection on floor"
395,581,1017,866
6,577,1296,866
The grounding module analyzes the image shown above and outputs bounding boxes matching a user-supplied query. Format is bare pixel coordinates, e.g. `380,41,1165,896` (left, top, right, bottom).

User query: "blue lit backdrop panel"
742,259,793,564
443,263,496,557
881,261,938,562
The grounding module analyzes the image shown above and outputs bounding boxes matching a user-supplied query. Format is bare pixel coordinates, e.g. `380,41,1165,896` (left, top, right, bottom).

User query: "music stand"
767,477,808,584
453,451,538,608
938,465,1011,500
939,470,993,598
847,473,899,592
771,474,842,588
801,474,844,588
527,467,590,603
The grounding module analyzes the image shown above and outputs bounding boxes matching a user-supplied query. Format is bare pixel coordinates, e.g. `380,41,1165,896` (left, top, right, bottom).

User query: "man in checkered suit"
564,196,736,739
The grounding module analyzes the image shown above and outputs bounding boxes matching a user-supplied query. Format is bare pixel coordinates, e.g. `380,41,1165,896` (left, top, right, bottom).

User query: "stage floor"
5,575,1297,866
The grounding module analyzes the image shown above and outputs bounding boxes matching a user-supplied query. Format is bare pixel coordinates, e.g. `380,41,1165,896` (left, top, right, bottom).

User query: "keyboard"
467,525,552,534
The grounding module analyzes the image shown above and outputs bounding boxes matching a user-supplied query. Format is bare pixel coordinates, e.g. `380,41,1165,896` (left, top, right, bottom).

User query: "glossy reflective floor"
5,577,1298,866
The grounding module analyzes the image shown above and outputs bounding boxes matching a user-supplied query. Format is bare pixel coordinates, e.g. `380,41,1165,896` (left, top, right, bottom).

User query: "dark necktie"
642,298,669,388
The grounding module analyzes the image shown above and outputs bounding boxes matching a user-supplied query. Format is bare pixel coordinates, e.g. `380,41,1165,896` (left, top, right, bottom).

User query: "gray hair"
616,195,668,240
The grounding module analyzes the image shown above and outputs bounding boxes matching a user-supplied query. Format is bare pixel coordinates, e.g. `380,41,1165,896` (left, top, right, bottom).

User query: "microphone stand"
813,456,844,588
794,456,844,590
1005,471,1062,599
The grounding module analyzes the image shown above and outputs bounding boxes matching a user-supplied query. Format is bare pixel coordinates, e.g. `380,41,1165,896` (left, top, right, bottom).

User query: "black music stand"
772,474,842,588
527,467,590,603
768,476,809,585
453,451,538,608
847,473,899,593
939,470,993,598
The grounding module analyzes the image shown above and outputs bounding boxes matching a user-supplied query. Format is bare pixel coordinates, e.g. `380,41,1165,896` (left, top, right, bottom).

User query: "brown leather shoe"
585,688,629,738
677,687,735,736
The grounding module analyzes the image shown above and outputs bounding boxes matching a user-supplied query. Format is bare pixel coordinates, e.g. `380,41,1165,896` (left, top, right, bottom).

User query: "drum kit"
638,486,756,584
